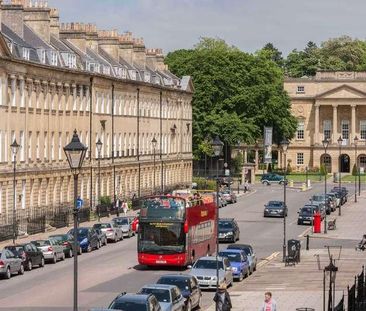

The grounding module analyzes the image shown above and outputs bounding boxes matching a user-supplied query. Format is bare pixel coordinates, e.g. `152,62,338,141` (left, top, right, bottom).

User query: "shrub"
320,164,327,176
352,164,358,176
286,163,292,173
192,177,216,190
100,196,111,205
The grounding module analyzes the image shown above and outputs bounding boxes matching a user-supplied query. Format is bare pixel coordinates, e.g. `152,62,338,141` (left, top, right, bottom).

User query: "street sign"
264,127,273,164
76,198,83,209
224,162,228,168
225,169,230,176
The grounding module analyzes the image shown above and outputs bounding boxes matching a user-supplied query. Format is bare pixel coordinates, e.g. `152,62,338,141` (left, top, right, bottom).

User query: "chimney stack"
1,0,24,38
118,31,134,64
97,29,119,59
146,48,167,71
132,37,146,68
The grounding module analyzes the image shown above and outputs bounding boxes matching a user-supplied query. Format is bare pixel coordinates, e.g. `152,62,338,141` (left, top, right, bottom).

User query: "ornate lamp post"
280,138,289,262
10,139,20,245
354,136,359,203
324,257,338,311
337,136,342,216
211,136,223,309
63,130,87,311
322,138,329,234
151,136,157,194
96,138,103,221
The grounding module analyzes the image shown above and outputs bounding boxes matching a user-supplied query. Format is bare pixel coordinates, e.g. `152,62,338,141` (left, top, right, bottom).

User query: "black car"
156,274,202,311
297,206,316,225
263,201,287,217
331,187,348,205
5,243,44,271
218,218,240,243
108,293,161,311
49,234,82,257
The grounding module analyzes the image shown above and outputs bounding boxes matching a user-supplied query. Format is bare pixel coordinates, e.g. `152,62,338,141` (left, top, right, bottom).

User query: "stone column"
314,104,320,144
244,149,248,163
332,104,338,143
278,150,282,169
255,149,259,171
351,104,356,140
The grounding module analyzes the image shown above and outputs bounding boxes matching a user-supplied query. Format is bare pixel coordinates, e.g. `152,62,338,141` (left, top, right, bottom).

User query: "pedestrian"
244,180,249,193
213,283,232,311
122,200,128,216
259,291,277,311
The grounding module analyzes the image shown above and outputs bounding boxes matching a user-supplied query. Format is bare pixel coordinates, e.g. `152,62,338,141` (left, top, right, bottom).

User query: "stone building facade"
284,71,366,173
0,0,193,223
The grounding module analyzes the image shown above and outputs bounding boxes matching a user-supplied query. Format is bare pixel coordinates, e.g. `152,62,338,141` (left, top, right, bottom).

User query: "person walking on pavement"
213,283,232,311
260,292,277,311
122,200,128,216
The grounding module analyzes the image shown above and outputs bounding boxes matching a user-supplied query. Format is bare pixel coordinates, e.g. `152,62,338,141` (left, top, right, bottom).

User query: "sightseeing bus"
135,194,217,267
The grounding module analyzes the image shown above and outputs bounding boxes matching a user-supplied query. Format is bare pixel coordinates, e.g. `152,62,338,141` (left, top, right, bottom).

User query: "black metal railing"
347,266,366,311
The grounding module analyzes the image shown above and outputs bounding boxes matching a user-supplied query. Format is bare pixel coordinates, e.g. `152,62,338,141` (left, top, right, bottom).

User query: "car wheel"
26,260,32,271
18,264,24,275
52,254,57,264
114,235,118,242
238,271,244,282
96,241,100,249
186,299,192,311
68,249,73,258
61,252,65,261
87,244,92,252
40,257,45,268
5,267,11,279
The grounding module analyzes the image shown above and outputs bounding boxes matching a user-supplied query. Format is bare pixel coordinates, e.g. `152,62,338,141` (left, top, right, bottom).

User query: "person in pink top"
260,292,277,311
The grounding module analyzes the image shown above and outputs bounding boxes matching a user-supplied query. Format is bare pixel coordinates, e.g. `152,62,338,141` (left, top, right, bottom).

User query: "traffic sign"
76,198,83,209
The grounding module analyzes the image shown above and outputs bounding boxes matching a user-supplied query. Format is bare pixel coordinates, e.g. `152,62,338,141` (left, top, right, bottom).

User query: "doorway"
340,154,350,173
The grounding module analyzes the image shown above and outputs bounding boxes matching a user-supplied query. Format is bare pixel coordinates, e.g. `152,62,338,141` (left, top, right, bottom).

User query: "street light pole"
354,136,359,203
281,138,289,262
337,136,342,216
96,139,103,221
152,137,157,194
64,130,87,311
322,139,329,234
10,139,20,245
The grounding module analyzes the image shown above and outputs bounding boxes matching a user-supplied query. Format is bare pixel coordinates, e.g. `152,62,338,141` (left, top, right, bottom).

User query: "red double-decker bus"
136,194,217,267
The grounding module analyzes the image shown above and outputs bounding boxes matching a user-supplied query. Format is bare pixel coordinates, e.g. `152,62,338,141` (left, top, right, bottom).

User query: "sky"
48,0,366,56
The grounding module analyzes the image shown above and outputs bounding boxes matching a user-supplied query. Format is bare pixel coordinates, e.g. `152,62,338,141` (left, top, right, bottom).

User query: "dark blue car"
68,227,99,252
219,249,250,281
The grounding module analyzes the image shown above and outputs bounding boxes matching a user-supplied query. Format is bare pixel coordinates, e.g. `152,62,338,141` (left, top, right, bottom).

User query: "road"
0,181,356,310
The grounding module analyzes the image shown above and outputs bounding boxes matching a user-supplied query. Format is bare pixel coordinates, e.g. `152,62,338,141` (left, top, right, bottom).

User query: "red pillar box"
313,212,321,233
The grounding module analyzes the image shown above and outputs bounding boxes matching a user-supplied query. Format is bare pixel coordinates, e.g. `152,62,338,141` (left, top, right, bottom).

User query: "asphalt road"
0,181,356,310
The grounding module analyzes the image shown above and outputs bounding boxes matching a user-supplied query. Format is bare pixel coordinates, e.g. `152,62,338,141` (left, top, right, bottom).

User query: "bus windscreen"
138,197,186,220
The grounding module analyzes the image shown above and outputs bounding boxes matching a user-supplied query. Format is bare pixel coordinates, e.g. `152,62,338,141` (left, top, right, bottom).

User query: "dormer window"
22,48,30,60
163,77,173,86
51,51,58,66
144,72,151,83
37,49,46,64
102,65,110,75
154,76,161,85
121,68,127,79
297,86,305,93
129,70,136,80
67,53,76,68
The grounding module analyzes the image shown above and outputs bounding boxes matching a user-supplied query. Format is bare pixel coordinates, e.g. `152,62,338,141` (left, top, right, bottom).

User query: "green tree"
260,43,284,67
352,164,358,176
320,164,327,176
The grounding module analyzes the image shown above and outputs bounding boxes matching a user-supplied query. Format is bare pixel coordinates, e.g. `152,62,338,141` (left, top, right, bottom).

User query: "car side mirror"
187,265,192,269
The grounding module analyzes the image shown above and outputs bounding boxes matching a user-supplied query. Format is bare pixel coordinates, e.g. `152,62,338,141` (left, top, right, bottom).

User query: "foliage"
192,177,216,190
231,152,244,175
320,164,327,176
286,162,292,173
352,164,358,176
259,43,284,67
165,37,297,158
100,196,111,205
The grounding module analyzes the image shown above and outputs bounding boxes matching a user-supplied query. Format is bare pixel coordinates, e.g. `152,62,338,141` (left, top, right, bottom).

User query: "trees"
165,38,297,158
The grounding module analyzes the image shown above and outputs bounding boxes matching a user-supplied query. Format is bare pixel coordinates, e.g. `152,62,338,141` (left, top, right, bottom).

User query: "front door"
340,154,350,173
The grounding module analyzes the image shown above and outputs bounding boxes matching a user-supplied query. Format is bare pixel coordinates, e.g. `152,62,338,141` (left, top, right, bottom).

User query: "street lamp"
322,138,329,234
354,136,359,203
96,138,103,221
210,136,223,309
280,138,289,262
337,136,342,216
324,257,338,311
63,130,87,311
151,136,157,194
10,139,20,245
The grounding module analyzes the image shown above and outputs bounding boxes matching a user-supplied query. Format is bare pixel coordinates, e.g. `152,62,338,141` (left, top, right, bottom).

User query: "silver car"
112,217,135,238
93,222,123,242
31,238,65,264
138,284,185,311
189,256,233,289
0,249,24,279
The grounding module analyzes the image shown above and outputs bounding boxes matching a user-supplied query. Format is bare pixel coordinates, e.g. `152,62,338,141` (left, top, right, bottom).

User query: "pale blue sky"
48,0,366,55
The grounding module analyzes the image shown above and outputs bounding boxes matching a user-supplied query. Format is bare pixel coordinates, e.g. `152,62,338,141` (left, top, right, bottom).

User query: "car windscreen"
228,246,251,255
69,229,89,237
300,207,314,215
312,195,325,201
157,277,190,291
268,201,283,207
193,259,224,270
219,252,241,262
114,218,129,225
219,221,233,229
139,288,170,303
95,223,112,229
109,300,148,311
6,246,23,254
32,240,50,246
50,235,67,241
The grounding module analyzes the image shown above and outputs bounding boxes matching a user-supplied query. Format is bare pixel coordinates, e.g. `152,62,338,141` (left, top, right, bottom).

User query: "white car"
31,238,65,264
93,222,123,242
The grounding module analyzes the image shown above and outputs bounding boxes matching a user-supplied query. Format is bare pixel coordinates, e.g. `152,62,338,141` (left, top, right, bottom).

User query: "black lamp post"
96,138,103,221
354,136,359,203
211,136,223,309
10,139,20,245
280,138,289,262
324,257,338,311
337,136,342,216
63,130,87,311
322,138,329,234
151,136,157,194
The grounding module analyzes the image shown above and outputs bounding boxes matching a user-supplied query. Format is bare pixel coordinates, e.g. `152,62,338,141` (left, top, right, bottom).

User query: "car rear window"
109,300,147,311
32,240,50,246
139,288,170,303
157,277,190,291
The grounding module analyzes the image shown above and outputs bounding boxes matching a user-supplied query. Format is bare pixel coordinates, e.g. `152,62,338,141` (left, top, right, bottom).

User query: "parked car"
5,243,44,271
221,190,237,204
297,206,317,225
131,216,139,233
30,238,65,263
108,293,161,311
92,222,123,243
112,217,135,238
156,274,202,311
311,194,332,214
138,284,185,311
188,256,233,289
227,244,257,274
67,227,100,252
0,249,24,279
263,200,287,218
219,249,250,281
326,193,338,211
332,187,348,204
49,234,82,257
329,191,341,208
218,218,240,243
260,173,285,185
92,226,108,246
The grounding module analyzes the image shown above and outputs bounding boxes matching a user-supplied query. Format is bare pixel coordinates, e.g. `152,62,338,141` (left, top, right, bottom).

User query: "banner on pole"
264,127,273,164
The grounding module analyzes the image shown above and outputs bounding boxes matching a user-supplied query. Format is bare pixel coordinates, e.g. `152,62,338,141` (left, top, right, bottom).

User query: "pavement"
206,190,366,311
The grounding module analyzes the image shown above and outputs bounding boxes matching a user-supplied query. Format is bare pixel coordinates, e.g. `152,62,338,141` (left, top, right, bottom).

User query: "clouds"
48,0,366,55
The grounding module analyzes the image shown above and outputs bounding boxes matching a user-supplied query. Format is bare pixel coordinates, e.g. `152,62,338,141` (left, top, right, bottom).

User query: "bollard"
306,234,309,250
301,183,306,191
289,180,294,187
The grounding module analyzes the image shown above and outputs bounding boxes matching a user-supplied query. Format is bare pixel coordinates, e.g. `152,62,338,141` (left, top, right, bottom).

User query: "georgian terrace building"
283,71,366,173
0,0,193,223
